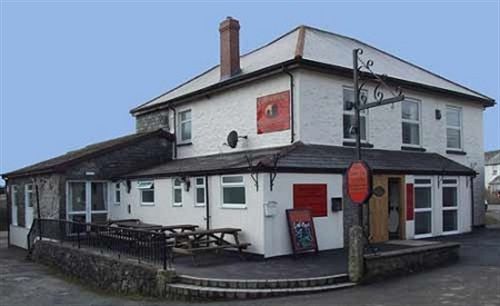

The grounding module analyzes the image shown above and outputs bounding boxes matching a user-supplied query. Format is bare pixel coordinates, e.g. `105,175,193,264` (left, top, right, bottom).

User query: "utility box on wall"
331,197,342,212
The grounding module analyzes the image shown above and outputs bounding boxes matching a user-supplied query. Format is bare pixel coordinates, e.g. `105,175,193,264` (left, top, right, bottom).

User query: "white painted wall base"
9,225,29,249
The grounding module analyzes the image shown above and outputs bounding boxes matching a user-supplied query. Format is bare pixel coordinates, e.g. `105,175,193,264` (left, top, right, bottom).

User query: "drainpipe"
470,175,475,228
282,67,295,143
204,175,210,230
166,106,177,159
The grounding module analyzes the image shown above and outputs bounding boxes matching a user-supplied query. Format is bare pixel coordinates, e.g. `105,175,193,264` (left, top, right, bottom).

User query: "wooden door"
369,175,389,243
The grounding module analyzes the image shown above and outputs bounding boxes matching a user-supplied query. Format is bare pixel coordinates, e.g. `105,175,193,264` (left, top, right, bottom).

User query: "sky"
1,0,499,183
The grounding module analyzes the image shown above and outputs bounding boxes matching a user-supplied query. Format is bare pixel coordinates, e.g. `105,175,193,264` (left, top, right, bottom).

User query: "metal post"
35,184,42,241
352,49,363,229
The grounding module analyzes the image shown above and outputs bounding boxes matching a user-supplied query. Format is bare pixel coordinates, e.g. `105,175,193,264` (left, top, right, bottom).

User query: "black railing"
27,218,171,269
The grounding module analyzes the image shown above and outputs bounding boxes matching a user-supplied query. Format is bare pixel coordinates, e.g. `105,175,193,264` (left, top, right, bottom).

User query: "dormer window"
178,110,192,143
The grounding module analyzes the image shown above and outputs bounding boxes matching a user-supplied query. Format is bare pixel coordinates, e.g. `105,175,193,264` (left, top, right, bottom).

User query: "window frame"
445,106,463,150
173,178,183,207
342,87,369,143
113,182,121,205
414,177,433,238
138,180,155,206
401,99,422,147
220,175,247,209
194,177,206,207
11,185,18,226
177,109,192,144
441,177,459,234
24,184,34,228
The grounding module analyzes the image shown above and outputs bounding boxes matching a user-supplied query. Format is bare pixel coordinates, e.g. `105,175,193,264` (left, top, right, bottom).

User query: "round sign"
346,160,372,205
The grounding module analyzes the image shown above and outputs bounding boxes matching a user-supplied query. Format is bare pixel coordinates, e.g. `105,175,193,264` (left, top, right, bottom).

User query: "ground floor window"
138,181,154,206
25,184,34,228
414,178,432,237
221,175,246,208
442,178,458,233
173,178,183,206
195,177,206,207
114,182,121,204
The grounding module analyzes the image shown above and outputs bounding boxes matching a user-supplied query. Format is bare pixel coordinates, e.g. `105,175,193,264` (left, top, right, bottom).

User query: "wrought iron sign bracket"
269,153,281,191
245,154,259,191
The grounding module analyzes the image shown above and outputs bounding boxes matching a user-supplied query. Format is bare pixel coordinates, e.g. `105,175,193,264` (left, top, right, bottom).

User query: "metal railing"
27,218,171,269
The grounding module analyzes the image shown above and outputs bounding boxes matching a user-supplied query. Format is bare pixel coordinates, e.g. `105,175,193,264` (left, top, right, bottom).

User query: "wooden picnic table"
109,220,198,235
167,227,251,265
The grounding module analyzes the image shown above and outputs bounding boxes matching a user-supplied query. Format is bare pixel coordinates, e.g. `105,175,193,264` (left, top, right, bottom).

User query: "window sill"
173,203,183,207
140,202,155,206
194,204,206,208
177,142,192,147
221,204,247,210
343,141,374,148
401,146,426,152
446,149,466,156
113,203,121,206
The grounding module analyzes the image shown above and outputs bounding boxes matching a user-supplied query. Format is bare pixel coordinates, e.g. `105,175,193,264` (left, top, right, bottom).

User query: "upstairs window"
446,106,462,149
114,182,121,204
173,178,183,206
137,181,154,206
343,88,367,141
402,100,421,146
178,110,192,143
195,177,206,207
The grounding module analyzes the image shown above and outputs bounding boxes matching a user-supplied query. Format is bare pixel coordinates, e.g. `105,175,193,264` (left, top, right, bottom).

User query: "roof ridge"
294,25,306,58
302,25,494,102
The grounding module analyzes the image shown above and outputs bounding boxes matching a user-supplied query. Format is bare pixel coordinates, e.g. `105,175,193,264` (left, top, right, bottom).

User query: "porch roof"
2,129,174,179
123,142,475,179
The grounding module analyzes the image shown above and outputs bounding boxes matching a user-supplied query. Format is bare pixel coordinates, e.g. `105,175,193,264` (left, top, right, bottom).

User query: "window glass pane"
415,211,432,235
446,128,461,149
142,190,154,203
223,186,246,204
69,182,86,212
415,187,431,209
91,183,107,211
180,110,191,121
181,121,191,141
443,210,458,232
443,187,457,207
402,122,420,145
137,181,153,189
343,115,366,140
402,101,419,120
196,178,204,185
222,176,244,184
196,188,205,203
446,108,460,127
174,189,182,203
174,178,182,186
415,179,431,185
115,190,121,203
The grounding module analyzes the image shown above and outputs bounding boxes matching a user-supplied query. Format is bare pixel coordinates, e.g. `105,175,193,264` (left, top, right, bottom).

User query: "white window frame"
221,175,246,209
66,180,109,223
342,87,368,143
137,180,155,206
113,182,121,205
414,177,433,239
194,177,206,207
11,185,18,226
441,177,459,235
177,109,192,144
446,106,463,150
25,184,34,228
173,178,183,207
401,99,422,147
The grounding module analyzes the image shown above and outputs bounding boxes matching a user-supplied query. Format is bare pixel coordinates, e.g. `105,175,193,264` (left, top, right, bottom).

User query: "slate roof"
131,25,494,113
485,150,500,166
124,142,475,178
2,129,174,178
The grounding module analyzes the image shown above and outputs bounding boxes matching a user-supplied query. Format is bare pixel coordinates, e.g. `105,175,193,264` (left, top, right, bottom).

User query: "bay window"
402,100,421,146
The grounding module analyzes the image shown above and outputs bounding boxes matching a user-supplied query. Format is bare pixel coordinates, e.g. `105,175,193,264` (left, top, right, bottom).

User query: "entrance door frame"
66,180,109,223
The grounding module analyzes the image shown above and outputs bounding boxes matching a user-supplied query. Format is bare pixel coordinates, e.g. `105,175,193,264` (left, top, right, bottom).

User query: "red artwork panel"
293,184,327,218
257,91,290,134
406,183,414,221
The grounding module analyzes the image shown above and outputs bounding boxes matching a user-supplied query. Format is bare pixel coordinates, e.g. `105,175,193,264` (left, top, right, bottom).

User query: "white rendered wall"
485,164,500,186
297,69,485,225
9,225,29,249
262,173,344,258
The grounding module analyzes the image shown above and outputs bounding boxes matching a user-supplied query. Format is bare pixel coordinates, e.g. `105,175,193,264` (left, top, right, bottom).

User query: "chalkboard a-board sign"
286,209,319,255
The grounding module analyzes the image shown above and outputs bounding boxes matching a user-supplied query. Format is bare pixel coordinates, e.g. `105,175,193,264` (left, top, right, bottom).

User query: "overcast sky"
1,1,499,182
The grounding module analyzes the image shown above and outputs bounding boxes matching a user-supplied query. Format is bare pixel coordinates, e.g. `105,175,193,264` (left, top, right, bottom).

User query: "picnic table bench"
166,227,251,265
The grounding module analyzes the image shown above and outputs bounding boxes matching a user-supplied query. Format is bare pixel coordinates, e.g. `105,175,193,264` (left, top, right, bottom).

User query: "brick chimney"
219,17,240,80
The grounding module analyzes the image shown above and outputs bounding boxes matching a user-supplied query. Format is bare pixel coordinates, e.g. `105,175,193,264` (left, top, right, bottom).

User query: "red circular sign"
346,160,372,205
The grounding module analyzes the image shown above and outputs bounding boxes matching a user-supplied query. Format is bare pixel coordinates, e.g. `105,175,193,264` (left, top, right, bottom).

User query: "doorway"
388,178,402,239
67,181,108,223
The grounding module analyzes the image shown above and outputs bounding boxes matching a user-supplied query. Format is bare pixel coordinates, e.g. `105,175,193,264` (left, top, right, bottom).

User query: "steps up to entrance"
167,273,355,300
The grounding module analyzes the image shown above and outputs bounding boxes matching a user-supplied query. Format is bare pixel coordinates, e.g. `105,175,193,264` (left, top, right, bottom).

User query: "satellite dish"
227,130,239,148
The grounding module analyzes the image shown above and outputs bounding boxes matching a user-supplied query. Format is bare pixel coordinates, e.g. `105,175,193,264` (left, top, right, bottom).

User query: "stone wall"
31,240,175,297
363,242,460,283
136,109,170,133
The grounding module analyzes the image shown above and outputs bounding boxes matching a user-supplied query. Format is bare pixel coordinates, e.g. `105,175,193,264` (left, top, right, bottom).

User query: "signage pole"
352,49,363,228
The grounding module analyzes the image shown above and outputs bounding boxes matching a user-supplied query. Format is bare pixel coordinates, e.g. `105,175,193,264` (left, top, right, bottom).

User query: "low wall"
363,242,460,283
31,241,176,297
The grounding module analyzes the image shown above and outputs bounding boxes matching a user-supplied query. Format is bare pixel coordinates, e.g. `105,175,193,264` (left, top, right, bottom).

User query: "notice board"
286,208,319,255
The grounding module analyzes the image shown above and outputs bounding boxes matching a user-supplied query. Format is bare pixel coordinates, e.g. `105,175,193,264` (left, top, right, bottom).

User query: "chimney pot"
219,17,240,80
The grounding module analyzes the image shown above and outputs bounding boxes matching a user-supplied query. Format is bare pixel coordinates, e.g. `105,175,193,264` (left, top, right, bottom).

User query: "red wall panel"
293,184,327,218
257,91,290,134
406,183,414,221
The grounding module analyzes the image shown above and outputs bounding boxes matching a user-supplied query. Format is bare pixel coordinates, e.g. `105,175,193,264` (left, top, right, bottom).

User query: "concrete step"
167,281,356,300
176,273,350,289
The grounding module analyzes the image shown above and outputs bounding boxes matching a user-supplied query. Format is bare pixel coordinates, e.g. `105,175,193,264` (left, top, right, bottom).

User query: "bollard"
348,225,364,283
